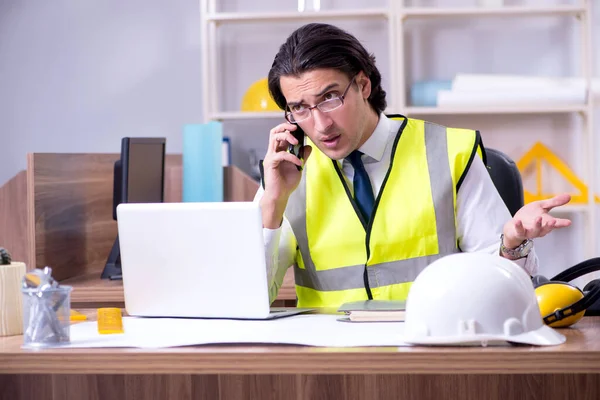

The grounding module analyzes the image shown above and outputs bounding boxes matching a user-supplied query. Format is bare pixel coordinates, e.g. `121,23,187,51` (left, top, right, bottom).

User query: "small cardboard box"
0,261,26,336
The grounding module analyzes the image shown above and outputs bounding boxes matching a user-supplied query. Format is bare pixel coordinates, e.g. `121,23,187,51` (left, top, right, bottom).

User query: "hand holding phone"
288,125,304,171
260,121,308,229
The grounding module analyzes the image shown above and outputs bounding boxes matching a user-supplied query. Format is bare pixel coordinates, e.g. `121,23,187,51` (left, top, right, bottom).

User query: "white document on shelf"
57,314,409,349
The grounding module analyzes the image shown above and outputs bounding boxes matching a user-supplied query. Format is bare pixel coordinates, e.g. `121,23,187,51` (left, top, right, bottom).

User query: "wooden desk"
1,317,599,400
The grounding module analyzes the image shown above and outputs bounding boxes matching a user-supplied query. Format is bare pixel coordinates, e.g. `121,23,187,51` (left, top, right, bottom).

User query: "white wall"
0,0,598,279
0,0,202,185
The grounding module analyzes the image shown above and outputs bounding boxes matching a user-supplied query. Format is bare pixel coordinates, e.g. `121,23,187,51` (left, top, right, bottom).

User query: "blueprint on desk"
58,314,408,349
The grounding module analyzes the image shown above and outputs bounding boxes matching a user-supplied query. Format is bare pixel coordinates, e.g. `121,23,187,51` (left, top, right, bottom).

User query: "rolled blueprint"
451,74,587,92
437,86,586,107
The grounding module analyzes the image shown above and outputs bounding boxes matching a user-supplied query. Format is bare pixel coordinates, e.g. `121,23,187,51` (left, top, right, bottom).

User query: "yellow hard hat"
241,78,280,112
534,282,585,328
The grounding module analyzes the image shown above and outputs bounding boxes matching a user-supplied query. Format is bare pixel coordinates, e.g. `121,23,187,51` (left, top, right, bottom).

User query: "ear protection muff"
532,257,600,328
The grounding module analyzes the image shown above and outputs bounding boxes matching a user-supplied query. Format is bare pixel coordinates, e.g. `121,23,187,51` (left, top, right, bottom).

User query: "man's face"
279,69,372,160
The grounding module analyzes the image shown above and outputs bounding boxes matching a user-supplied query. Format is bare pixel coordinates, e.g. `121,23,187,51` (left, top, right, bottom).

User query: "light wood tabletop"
1,316,599,375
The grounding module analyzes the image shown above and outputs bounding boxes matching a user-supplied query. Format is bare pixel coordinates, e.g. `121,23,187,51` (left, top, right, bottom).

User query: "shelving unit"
199,1,395,119
199,0,596,258
205,9,390,23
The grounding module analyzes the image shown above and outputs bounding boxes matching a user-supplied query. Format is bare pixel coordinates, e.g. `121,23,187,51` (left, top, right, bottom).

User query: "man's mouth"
321,134,341,148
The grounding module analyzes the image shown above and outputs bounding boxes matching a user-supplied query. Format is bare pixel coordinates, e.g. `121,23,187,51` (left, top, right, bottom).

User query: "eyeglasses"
285,76,357,124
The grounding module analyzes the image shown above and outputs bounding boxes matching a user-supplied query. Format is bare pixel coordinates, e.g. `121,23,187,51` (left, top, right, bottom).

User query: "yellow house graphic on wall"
516,142,600,204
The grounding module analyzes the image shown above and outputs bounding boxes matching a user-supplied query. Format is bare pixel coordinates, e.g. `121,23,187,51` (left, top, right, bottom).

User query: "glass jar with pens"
21,267,72,348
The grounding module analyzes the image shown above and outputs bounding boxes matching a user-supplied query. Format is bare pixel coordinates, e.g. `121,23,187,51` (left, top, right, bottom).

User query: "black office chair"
485,148,524,217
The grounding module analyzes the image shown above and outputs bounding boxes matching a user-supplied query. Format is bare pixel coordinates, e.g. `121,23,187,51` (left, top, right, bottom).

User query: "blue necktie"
347,150,375,222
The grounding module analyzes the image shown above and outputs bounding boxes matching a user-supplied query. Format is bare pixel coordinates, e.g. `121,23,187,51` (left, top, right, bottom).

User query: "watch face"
517,239,533,257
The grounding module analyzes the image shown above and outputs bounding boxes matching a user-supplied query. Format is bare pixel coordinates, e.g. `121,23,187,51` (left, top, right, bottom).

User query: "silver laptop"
116,201,310,320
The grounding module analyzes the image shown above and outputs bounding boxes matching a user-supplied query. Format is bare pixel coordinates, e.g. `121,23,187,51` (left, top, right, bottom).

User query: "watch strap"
500,234,533,259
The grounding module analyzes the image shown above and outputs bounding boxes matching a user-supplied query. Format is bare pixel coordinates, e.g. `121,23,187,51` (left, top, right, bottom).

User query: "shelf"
402,5,585,19
206,5,585,22
211,105,588,121
404,105,588,116
206,9,389,23
211,111,284,120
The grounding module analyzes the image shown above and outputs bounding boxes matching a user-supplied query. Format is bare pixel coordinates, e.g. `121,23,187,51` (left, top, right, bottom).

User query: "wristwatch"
500,234,533,259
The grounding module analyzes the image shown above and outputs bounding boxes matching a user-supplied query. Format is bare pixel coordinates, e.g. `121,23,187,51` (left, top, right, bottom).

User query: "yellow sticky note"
97,308,124,334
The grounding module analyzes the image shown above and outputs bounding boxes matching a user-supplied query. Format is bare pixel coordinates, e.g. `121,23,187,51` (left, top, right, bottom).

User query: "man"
254,23,571,308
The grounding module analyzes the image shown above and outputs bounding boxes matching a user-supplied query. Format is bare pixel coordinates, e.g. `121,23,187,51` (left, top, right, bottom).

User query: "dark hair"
268,23,387,114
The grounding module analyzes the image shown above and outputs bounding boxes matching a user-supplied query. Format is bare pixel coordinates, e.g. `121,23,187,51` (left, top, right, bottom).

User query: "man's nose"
312,109,333,133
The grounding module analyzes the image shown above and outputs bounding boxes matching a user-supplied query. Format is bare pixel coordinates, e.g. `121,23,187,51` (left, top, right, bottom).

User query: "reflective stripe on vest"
284,116,481,306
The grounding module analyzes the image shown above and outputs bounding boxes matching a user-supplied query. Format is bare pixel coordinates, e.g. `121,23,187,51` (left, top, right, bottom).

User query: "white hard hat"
403,252,565,346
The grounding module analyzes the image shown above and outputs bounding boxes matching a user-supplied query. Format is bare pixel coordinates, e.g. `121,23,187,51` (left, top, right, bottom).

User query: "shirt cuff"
502,248,539,276
263,226,282,244
263,226,282,283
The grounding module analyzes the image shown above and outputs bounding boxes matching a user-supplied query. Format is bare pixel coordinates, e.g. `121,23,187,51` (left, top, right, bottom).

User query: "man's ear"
356,72,371,100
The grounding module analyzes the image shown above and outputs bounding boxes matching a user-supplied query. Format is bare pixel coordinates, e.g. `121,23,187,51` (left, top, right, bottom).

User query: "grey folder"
337,300,406,322
338,300,406,312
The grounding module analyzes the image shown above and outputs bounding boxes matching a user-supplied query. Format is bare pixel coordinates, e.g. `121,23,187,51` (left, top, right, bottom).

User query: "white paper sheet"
59,314,408,349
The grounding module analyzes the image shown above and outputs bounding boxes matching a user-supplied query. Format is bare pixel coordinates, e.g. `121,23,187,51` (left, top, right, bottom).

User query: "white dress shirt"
254,114,538,302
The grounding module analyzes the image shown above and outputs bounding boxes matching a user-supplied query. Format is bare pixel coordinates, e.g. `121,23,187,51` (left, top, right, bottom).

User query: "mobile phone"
288,125,305,170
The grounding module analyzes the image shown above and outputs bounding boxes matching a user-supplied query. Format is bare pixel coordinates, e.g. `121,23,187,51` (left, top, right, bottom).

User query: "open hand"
502,193,572,248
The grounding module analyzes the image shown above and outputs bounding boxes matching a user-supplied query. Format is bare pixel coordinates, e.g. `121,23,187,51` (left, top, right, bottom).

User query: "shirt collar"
354,113,391,163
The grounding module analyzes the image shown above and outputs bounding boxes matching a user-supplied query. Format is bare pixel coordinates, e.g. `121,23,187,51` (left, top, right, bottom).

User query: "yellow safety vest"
284,115,485,308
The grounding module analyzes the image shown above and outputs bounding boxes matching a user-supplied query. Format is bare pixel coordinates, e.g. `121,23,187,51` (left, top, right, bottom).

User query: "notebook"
337,300,406,322
116,201,311,320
